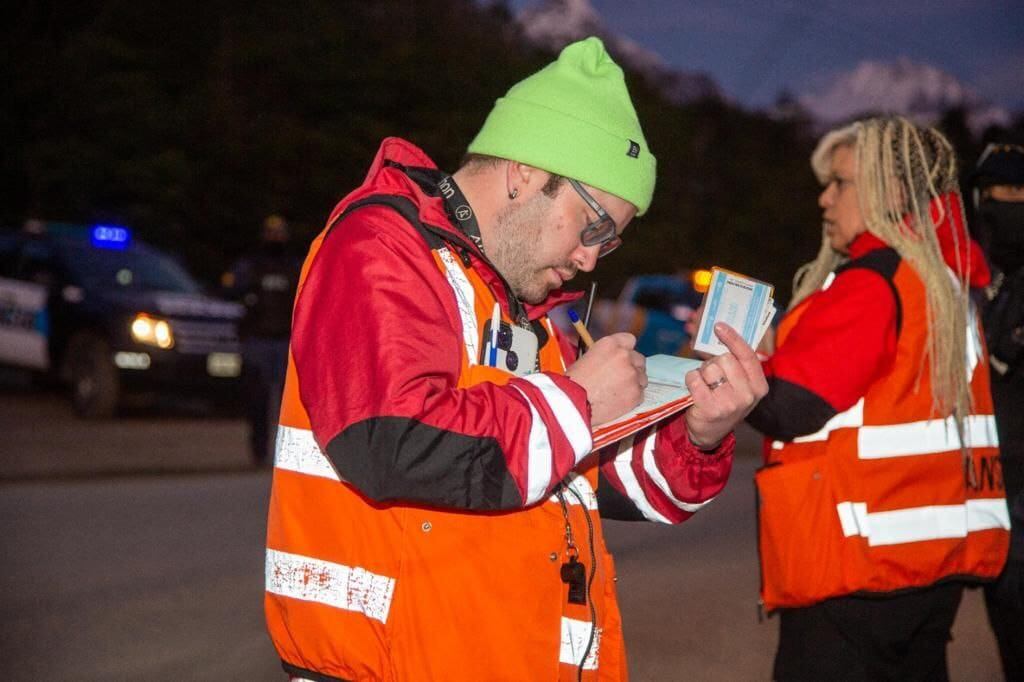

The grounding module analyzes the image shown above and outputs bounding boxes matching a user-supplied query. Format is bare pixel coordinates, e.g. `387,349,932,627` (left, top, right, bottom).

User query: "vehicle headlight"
131,313,174,349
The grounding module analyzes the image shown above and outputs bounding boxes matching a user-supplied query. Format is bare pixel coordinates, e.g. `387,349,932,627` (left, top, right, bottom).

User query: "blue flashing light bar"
91,225,132,250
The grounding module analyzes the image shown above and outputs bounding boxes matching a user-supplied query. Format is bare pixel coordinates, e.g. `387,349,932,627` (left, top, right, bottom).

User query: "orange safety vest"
756,259,1010,612
265,199,628,681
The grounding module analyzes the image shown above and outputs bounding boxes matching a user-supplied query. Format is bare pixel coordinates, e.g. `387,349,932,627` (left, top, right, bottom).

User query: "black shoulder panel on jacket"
745,376,838,442
326,194,447,250
326,417,523,510
595,474,647,521
836,247,903,337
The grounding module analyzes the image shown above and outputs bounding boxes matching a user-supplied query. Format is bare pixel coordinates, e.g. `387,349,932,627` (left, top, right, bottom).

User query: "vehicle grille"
170,319,239,355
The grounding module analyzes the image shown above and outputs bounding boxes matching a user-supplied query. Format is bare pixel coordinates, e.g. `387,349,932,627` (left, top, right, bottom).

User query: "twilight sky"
511,0,1024,112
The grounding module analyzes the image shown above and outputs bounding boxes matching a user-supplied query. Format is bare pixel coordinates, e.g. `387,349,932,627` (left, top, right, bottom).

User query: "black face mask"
979,200,1024,273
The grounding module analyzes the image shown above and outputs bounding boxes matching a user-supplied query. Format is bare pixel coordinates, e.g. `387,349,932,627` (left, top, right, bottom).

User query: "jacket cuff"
661,413,735,462
688,431,735,462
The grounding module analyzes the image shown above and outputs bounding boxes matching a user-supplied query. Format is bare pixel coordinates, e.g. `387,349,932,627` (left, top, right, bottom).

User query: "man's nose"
572,244,600,273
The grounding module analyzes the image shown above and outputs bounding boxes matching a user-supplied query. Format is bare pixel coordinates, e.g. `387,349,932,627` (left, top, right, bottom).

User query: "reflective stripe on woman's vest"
265,196,627,681
756,256,1010,612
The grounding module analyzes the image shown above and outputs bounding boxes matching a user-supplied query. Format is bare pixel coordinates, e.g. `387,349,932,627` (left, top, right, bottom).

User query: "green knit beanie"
467,37,656,216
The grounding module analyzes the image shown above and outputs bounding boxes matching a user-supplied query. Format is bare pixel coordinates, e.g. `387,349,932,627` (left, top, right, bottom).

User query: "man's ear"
506,161,542,195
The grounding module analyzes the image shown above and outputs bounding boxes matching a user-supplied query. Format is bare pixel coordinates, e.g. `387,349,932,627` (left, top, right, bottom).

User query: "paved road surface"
0,391,1005,680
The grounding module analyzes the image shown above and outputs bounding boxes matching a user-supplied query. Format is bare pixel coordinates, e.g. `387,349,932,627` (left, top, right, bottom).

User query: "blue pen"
489,302,500,367
567,308,595,350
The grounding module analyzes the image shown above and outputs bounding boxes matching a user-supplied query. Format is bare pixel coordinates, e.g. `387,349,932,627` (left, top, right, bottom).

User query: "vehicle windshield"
59,242,202,294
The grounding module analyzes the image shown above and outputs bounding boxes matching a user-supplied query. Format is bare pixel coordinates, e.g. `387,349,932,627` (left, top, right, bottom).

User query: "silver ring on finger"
706,376,728,391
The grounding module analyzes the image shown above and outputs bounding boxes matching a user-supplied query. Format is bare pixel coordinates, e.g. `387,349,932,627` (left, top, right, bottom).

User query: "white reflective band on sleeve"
612,436,671,523
274,425,341,481
547,471,599,510
560,616,601,670
521,374,592,463
437,247,479,366
836,499,1009,546
265,548,396,624
640,431,714,514
858,414,999,459
512,386,555,505
791,399,865,444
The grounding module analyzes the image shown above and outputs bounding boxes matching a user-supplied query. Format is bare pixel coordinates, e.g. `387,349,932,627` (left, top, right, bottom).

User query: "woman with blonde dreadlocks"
746,116,1010,681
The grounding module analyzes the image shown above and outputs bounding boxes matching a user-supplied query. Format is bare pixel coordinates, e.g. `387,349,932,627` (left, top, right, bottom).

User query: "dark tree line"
4,1,1020,301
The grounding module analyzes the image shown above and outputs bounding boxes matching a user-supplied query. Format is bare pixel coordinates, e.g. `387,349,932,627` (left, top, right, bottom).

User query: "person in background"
971,141,1024,680
263,38,767,681
223,214,302,465
745,116,1009,681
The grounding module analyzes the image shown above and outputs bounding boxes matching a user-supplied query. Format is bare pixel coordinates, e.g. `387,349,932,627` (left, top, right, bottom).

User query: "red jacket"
750,196,991,441
265,138,734,681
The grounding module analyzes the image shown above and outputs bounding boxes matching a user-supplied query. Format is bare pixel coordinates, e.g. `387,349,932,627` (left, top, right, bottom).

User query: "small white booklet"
591,355,701,449
693,267,775,356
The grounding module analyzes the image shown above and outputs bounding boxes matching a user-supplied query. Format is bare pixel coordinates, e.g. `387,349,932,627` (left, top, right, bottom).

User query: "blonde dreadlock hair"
793,116,975,462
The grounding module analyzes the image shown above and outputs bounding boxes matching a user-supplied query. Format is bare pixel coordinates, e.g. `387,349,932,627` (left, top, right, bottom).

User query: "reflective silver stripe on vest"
265,548,396,624
771,398,865,450
857,414,999,459
548,471,599,510
437,247,479,366
560,616,601,670
835,498,1010,547
274,425,341,481
771,404,998,460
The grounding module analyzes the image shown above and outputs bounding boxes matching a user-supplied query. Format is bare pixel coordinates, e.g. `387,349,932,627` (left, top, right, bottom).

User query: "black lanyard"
436,174,485,254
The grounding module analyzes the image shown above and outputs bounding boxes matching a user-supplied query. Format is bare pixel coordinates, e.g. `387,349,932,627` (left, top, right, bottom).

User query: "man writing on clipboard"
264,37,767,681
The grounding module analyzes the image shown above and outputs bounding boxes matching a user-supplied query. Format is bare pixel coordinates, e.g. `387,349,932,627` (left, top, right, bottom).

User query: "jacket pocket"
756,455,847,611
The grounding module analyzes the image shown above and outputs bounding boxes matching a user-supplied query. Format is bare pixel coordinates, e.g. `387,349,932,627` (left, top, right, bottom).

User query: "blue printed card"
693,267,775,356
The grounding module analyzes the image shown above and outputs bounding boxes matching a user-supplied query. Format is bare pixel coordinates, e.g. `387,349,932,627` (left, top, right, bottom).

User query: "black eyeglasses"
567,178,621,258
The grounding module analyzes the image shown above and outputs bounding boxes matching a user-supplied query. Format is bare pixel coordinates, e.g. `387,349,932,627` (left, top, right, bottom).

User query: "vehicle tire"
67,334,120,418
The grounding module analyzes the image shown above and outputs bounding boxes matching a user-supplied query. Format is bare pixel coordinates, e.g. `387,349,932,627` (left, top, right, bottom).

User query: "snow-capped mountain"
517,0,720,103
798,58,1010,133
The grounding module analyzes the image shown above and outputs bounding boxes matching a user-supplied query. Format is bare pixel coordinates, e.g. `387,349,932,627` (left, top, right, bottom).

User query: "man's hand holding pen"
565,332,647,427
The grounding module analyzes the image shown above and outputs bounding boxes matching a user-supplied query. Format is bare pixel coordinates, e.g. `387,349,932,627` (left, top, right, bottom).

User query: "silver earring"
508,188,518,200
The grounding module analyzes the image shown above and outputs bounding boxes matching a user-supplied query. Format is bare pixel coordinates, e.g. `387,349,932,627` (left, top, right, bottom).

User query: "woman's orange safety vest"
265,199,628,681
756,258,1010,612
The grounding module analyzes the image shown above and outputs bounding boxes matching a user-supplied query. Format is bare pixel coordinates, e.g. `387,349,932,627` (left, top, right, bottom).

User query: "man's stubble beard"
488,193,556,304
